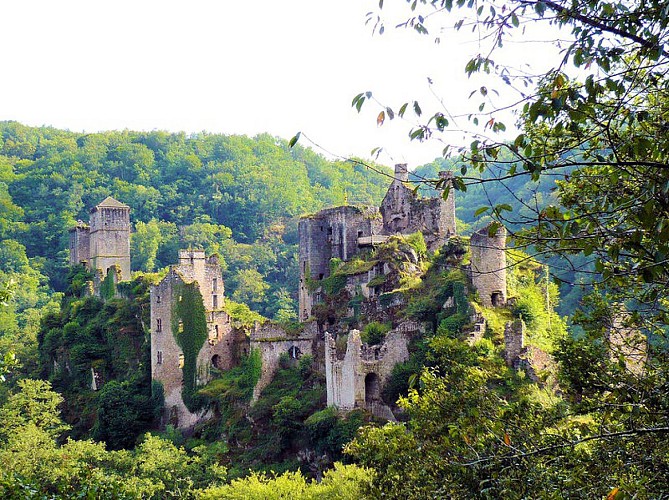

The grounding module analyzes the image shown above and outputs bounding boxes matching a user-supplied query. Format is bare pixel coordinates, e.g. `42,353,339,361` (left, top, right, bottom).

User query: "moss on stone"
172,281,208,411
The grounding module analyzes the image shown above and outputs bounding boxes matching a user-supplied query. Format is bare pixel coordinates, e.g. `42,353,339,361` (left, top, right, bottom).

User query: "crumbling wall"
250,321,317,401
325,327,409,420
504,318,525,366
470,224,507,307
380,165,456,251
68,223,90,267
150,252,235,429
298,206,380,321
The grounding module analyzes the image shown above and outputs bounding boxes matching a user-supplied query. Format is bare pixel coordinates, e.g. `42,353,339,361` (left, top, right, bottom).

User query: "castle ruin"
299,164,457,321
69,164,513,429
150,250,239,428
69,196,131,282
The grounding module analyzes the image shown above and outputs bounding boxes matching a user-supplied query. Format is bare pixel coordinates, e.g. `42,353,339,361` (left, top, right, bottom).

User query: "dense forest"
0,120,392,377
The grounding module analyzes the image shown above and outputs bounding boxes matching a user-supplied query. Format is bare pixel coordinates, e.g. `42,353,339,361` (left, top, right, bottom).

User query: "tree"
344,1,669,496
0,379,70,440
358,1,669,296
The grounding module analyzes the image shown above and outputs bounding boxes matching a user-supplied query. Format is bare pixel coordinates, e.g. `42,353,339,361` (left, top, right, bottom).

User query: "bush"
361,321,392,345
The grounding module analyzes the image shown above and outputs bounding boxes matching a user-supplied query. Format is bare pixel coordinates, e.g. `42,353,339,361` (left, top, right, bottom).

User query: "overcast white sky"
0,0,562,167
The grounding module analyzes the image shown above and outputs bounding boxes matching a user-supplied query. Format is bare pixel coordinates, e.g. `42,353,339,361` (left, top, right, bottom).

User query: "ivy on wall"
100,268,116,300
172,281,208,411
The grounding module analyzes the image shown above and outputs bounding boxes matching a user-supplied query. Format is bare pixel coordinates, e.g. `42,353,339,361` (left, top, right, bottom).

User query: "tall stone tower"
380,163,412,234
470,224,507,307
151,250,234,429
88,197,131,281
438,171,456,240
69,221,91,268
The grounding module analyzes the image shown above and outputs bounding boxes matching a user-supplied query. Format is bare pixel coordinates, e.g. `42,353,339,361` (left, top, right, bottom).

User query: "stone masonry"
69,196,131,282
470,224,507,307
325,327,411,420
250,321,317,401
151,250,237,429
504,318,525,366
298,205,382,321
299,164,456,321
380,165,456,251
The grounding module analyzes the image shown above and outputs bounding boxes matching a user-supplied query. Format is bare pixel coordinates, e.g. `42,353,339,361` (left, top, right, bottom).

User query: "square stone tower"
88,196,131,281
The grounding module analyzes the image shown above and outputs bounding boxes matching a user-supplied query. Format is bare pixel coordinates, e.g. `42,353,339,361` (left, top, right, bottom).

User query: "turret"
394,163,409,182
470,224,507,307
88,196,131,281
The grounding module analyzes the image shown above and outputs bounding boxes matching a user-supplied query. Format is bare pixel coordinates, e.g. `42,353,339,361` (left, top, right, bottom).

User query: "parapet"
179,249,206,263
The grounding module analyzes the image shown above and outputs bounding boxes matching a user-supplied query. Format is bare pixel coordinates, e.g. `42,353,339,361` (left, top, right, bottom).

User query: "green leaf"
413,101,422,117
288,132,301,148
474,206,489,217
399,102,409,117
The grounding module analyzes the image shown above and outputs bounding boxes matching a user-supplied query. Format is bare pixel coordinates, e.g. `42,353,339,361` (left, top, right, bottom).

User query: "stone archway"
211,354,221,369
365,372,380,404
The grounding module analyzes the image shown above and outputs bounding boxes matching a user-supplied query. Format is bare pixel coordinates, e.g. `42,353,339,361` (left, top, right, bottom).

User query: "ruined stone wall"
89,205,131,281
438,171,457,240
380,176,413,235
410,197,448,250
380,165,455,251
68,224,90,266
298,206,380,321
250,321,317,401
470,224,507,307
504,318,525,366
325,328,409,419
151,252,236,429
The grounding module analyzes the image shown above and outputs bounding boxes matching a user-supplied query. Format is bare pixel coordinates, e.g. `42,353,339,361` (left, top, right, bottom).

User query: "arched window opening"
365,373,380,404
211,354,221,369
491,291,504,307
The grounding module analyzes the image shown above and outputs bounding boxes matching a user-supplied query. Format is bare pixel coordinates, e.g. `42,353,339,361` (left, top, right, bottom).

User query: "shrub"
361,321,392,345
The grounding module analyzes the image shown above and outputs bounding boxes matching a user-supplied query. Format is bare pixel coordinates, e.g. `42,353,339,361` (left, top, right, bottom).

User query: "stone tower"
438,171,456,240
470,224,507,307
88,196,131,281
151,250,235,429
69,196,131,282
298,206,382,321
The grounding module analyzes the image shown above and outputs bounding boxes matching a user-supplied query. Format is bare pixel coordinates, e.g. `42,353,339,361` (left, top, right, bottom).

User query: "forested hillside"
0,121,391,359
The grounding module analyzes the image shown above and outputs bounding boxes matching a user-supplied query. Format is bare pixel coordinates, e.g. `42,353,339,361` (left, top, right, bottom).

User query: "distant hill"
0,121,391,322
